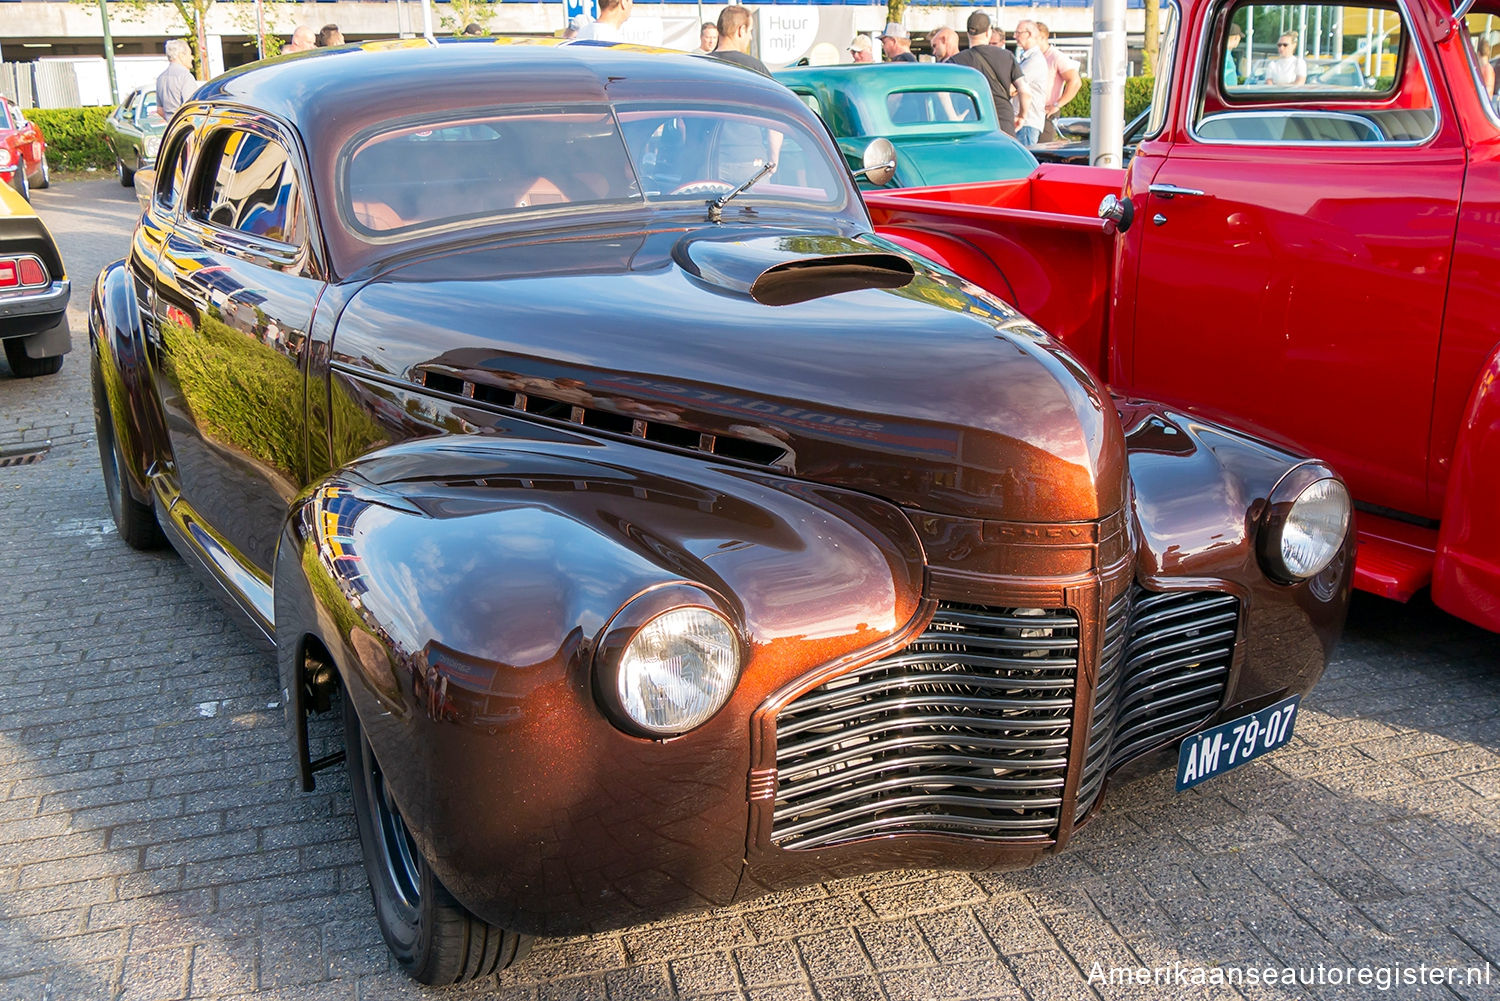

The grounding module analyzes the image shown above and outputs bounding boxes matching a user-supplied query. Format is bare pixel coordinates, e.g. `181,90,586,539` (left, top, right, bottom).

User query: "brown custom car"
89,38,1354,984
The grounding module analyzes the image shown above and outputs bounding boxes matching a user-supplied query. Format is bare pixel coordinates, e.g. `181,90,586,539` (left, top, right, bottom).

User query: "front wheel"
343,694,531,984
117,157,135,188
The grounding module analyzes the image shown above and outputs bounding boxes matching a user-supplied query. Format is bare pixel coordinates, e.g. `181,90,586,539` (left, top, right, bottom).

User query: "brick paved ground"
1,180,1497,1001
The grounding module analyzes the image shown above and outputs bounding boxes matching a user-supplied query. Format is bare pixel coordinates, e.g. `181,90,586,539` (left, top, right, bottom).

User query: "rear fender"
273,434,926,926
89,260,163,507
1432,344,1500,632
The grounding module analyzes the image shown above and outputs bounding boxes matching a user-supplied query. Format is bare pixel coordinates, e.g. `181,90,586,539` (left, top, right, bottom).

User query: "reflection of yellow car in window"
0,181,69,377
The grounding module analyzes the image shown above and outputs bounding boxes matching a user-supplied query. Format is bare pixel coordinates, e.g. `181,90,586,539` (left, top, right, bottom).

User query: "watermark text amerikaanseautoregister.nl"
1088,960,1494,991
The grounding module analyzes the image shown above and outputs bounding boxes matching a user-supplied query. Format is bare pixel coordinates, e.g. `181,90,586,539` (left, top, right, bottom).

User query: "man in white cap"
848,34,875,63
878,22,916,62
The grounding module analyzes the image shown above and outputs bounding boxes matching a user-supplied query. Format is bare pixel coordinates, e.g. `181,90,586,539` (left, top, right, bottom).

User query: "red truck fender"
1432,342,1500,632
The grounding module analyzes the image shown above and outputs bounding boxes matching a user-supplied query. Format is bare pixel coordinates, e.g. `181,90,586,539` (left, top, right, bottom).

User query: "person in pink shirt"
1015,20,1081,141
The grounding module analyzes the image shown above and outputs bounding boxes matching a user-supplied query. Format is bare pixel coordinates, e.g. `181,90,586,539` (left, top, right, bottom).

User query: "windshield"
342,101,847,235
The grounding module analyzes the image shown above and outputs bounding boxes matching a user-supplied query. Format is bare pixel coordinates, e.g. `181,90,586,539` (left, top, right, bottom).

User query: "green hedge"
1058,76,1156,121
26,107,116,172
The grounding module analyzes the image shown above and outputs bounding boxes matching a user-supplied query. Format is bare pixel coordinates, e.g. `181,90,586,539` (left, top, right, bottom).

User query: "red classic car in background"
868,0,1500,634
1,96,51,200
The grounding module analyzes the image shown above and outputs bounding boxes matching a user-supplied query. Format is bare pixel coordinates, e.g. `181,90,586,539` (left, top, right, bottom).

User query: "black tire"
4,337,62,378
343,694,531,984
90,354,165,549
117,156,135,188
14,164,29,202
31,154,50,190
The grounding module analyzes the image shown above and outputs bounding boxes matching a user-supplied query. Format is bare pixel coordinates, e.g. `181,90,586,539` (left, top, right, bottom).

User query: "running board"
1354,512,1436,602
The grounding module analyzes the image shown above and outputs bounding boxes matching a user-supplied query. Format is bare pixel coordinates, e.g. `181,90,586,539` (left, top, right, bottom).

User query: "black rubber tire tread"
32,155,50,190
4,338,63,378
118,158,135,187
343,693,532,985
90,354,165,549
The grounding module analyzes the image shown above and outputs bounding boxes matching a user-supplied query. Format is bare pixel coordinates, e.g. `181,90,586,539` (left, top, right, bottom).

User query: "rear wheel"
4,338,62,378
13,165,29,202
90,354,165,548
30,154,50,190
343,694,531,984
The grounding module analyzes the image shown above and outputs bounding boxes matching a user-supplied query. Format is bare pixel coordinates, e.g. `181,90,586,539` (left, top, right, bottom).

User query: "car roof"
776,63,990,97
197,38,795,140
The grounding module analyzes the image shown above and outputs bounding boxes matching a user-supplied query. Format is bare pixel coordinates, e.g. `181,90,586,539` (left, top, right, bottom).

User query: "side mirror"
134,168,157,209
852,138,897,187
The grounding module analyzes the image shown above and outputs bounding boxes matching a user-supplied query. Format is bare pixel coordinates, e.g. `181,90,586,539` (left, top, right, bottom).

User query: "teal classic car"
776,64,1036,189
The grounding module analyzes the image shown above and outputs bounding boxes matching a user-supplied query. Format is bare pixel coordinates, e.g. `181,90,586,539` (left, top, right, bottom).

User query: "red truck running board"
1354,511,1437,602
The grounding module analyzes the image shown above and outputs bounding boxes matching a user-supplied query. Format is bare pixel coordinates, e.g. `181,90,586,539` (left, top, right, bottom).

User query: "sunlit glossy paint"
92,41,1354,936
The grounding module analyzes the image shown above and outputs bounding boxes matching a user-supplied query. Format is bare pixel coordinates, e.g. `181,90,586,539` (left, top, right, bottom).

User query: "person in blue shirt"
1224,24,1243,88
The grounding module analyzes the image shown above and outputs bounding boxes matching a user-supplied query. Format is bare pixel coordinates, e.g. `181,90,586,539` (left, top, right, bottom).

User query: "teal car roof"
776,63,998,138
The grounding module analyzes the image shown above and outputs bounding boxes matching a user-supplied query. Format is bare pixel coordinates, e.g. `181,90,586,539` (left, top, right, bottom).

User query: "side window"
154,129,194,210
194,129,303,245
1461,9,1500,120
1145,2,1179,137
1199,2,1435,143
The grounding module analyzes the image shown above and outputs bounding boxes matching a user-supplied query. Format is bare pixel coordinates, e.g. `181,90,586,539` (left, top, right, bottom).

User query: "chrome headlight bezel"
593,583,745,739
1257,464,1351,584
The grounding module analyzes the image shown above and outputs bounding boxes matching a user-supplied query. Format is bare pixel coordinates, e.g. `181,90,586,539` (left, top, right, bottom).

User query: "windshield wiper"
708,161,776,224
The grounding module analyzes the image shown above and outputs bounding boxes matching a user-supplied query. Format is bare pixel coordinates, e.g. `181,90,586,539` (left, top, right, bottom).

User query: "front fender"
1433,343,1500,632
89,260,160,507
274,433,925,934
1118,397,1354,705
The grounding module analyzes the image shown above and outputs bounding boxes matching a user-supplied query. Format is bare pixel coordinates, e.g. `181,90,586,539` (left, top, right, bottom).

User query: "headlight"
595,586,743,737
1258,466,1350,583
0,148,12,167
144,135,162,157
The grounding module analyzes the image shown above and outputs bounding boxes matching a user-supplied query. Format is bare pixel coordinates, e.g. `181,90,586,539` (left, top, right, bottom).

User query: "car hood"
330,225,1124,524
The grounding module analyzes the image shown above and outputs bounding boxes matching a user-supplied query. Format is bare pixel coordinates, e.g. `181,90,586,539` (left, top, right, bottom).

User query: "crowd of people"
908,13,1080,143
154,7,1084,145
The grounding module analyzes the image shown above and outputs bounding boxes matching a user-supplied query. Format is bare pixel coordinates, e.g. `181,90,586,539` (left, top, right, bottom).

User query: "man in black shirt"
878,23,917,63
711,5,771,77
946,11,1029,137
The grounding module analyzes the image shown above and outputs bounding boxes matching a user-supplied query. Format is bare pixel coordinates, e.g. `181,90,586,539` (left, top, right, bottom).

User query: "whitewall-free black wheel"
343,694,531,984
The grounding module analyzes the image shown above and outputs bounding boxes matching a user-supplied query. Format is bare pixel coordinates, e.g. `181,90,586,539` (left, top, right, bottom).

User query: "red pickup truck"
868,0,1500,633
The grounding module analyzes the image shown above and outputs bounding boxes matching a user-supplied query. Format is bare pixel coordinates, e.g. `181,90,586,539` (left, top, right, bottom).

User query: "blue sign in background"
565,0,599,18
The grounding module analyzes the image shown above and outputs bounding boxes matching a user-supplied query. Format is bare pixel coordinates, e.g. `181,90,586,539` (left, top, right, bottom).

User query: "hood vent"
674,231,915,306
417,368,788,468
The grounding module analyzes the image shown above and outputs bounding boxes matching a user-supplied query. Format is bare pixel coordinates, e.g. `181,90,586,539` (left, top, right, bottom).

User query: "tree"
440,0,495,36
1144,0,1160,75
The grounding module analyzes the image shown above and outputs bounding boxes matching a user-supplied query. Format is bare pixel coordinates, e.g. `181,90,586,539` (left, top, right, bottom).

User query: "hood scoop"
673,231,915,306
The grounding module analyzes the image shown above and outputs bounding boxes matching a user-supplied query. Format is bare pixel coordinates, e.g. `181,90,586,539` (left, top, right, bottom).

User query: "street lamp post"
98,0,119,105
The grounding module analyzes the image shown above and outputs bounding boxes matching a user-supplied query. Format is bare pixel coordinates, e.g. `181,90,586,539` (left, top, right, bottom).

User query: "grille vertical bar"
1074,588,1133,821
772,604,1079,850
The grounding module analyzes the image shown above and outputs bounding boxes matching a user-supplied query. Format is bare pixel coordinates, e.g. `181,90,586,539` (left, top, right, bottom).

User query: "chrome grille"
772,604,1077,850
1074,588,1133,821
1106,589,1238,770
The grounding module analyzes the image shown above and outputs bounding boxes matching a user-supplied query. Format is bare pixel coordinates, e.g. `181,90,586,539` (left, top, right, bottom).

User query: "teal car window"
886,90,981,126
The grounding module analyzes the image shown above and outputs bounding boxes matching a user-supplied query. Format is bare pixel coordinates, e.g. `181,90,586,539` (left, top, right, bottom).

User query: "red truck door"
1123,0,1462,521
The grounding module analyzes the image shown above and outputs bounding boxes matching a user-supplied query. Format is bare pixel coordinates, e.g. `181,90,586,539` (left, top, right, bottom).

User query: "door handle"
1149,184,1206,199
